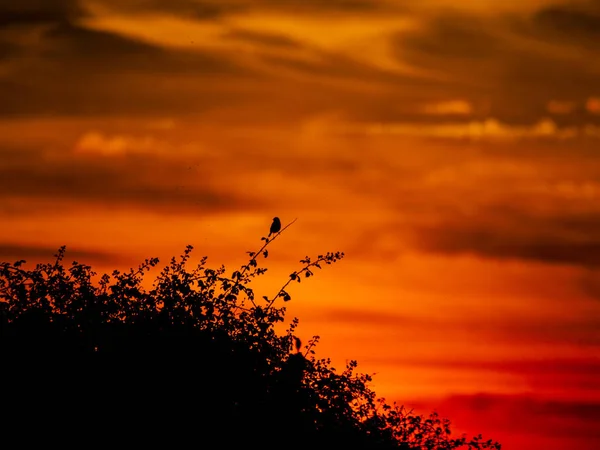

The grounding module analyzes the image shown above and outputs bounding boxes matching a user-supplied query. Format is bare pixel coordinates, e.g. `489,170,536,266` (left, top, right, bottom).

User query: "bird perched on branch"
269,217,281,237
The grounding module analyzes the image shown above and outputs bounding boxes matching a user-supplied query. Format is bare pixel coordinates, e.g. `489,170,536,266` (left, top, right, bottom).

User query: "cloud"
409,211,600,268
1,10,423,119
0,1,439,121
4,0,597,127
392,6,600,125
425,393,600,445
578,268,600,301
222,28,302,49
0,140,263,215
320,307,419,329
0,18,259,116
353,117,593,140
420,100,472,115
401,13,501,61
95,0,395,17
95,0,238,20
318,304,600,347
587,96,600,114
288,136,600,269
0,243,120,265
39,21,249,75
253,0,391,14
74,131,167,156
257,50,416,88
532,4,600,49
546,99,577,115
0,40,20,61
404,358,600,387
0,0,85,27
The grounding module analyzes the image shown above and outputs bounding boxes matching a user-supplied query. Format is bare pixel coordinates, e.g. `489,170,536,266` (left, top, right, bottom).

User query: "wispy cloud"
1,137,263,215
409,211,600,268
414,393,600,450
0,0,85,26
0,243,120,265
2,4,600,449
2,0,599,128
318,305,600,348
92,0,399,18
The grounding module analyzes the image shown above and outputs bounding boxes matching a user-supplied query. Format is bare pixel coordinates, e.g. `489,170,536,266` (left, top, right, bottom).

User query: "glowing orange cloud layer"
2,1,600,448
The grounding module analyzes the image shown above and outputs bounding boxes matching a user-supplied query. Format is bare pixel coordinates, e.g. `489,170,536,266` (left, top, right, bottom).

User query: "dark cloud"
403,15,502,60
0,149,263,215
401,357,600,382
255,0,388,13
0,243,119,265
430,393,600,440
0,41,18,60
532,4,600,49
0,0,85,27
43,21,164,57
8,0,382,25
38,22,251,75
97,0,391,17
395,9,600,124
223,29,302,49
396,14,513,91
97,0,243,20
409,211,600,268
2,0,599,123
408,388,600,449
319,308,418,328
319,305,600,346
0,16,428,118
579,269,600,301
0,10,68,27
0,20,260,116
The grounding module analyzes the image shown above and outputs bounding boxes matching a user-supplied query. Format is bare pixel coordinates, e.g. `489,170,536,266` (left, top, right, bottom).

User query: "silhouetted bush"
0,223,501,449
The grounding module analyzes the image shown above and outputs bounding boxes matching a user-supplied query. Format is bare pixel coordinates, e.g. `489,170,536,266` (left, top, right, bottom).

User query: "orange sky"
2,1,600,448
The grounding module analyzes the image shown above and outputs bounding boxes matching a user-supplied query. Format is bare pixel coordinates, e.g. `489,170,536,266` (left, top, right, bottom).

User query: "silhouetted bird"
269,217,281,237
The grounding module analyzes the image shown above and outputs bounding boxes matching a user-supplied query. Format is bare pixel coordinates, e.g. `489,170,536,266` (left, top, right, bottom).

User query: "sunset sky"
2,0,600,448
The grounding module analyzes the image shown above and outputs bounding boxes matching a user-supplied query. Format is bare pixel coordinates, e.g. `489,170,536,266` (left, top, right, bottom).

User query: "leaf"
283,292,291,302
290,272,297,280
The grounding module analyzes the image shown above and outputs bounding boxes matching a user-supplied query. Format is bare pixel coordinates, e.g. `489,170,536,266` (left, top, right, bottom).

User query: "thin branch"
265,253,336,311
228,218,298,309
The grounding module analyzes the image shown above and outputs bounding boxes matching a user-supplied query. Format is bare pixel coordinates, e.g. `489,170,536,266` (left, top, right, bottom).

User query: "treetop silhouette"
0,218,501,449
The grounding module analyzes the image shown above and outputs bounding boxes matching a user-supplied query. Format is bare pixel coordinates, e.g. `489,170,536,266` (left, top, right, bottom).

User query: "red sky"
2,1,600,448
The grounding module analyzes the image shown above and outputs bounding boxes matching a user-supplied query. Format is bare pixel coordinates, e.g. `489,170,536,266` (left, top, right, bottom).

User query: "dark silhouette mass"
269,216,281,237
0,227,501,449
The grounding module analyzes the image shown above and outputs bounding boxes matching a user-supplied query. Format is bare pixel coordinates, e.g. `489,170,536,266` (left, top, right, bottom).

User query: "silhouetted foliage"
0,223,501,449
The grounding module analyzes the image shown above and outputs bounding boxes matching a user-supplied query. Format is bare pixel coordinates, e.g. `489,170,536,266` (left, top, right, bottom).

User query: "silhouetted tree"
0,222,501,449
